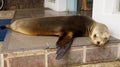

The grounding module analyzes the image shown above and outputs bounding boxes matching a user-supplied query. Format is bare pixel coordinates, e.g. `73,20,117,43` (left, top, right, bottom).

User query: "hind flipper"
56,32,74,60
56,38,73,59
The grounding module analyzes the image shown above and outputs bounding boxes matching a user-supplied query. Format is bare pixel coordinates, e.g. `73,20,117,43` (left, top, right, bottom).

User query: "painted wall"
66,0,77,11
44,0,77,11
44,0,67,11
92,0,120,39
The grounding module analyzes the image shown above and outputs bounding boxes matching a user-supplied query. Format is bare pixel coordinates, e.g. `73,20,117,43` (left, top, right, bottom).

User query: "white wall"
93,0,120,39
66,0,77,11
44,0,78,11
44,0,67,11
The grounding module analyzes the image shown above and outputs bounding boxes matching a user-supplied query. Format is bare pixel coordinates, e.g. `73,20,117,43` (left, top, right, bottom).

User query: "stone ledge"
0,11,15,19
1,43,120,67
0,30,120,53
0,29,120,67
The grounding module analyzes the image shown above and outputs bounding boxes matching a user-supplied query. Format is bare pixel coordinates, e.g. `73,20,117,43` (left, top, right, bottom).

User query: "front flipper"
56,32,74,60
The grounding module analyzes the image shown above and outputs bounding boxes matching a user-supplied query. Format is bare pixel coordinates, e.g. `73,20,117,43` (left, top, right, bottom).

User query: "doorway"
77,0,93,16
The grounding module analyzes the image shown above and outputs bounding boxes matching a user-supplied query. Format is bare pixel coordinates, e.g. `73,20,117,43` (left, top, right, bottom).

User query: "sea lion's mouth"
95,42,108,47
94,42,105,47
97,45,104,47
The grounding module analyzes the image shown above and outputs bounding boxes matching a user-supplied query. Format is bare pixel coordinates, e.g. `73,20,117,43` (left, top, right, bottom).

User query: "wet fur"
0,15,110,59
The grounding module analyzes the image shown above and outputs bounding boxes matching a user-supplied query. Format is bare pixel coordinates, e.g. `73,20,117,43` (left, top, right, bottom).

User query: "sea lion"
0,15,110,59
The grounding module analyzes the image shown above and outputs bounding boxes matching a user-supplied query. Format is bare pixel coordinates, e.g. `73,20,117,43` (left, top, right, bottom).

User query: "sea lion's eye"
93,34,97,38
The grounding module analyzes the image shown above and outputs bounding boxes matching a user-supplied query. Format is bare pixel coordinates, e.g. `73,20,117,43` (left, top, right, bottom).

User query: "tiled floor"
0,8,92,20
0,11,15,19
13,8,92,20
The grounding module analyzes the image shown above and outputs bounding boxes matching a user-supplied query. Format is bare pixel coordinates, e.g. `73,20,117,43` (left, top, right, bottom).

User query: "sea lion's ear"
103,32,110,37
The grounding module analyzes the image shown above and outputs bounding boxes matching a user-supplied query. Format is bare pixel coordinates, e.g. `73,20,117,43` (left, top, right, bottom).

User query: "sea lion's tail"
0,24,10,30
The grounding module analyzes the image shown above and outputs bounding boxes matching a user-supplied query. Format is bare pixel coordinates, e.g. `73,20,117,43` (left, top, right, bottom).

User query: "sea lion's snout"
91,35,110,47
95,40,106,47
97,41,100,44
90,33,110,47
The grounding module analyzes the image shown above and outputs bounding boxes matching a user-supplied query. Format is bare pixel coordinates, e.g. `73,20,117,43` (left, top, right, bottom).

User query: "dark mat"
0,19,12,41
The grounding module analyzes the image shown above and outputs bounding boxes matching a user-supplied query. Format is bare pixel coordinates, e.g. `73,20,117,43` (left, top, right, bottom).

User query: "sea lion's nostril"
97,41,100,44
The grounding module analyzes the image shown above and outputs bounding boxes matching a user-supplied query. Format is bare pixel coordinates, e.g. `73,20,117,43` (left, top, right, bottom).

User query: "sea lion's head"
90,23,110,47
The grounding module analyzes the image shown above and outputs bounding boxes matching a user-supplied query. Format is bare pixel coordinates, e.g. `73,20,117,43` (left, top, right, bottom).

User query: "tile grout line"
3,49,46,58
45,50,48,67
83,46,87,63
117,43,120,59
0,54,4,67
86,45,117,50
5,58,10,67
